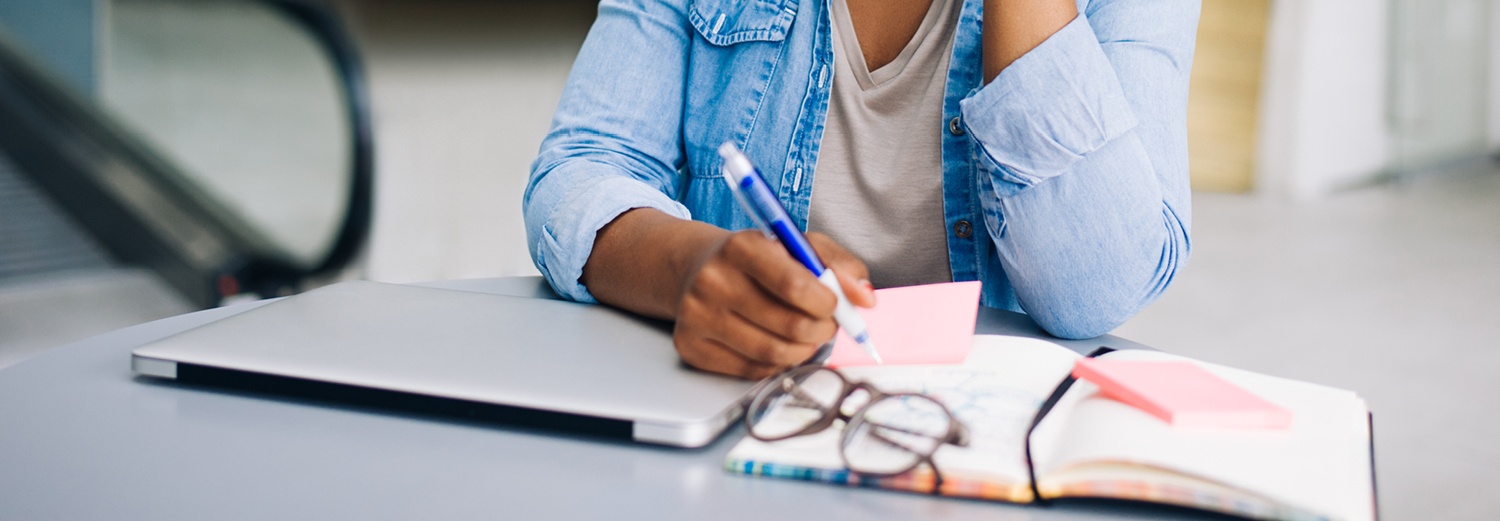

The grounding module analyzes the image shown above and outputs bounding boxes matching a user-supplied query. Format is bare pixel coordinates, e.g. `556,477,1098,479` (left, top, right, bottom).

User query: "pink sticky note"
825,281,982,367
1071,358,1293,429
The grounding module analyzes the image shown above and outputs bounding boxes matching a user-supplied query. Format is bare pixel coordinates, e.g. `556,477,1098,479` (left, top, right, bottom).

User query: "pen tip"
862,341,883,365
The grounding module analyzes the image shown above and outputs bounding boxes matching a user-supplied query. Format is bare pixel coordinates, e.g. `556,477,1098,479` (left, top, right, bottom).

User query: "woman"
524,0,1198,379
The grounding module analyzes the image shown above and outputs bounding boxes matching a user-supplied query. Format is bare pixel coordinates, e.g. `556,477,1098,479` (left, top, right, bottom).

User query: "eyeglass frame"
743,364,971,491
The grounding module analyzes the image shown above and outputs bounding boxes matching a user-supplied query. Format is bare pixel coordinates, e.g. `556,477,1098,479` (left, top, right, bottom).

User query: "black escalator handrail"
265,0,374,277
0,2,375,307
0,29,302,308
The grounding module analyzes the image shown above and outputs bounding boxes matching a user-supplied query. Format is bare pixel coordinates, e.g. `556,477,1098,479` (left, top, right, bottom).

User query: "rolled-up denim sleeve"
523,0,693,303
960,0,1199,338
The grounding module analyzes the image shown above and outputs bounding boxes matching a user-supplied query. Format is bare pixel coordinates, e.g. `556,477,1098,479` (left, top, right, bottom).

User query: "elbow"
1021,225,1191,340
1027,301,1136,340
521,158,587,304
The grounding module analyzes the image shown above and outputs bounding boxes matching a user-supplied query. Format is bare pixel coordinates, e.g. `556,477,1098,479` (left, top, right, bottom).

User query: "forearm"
580,207,875,380
581,208,730,320
982,0,1077,82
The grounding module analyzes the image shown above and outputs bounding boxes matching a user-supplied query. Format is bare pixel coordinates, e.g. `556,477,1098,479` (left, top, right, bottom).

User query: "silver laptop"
131,281,755,448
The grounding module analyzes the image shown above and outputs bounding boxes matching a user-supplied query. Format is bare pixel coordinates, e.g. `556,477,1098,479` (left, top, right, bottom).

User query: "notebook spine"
1023,345,1116,503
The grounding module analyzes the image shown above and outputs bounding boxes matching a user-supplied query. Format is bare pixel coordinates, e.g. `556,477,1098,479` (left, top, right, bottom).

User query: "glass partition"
1388,0,1492,175
101,0,357,268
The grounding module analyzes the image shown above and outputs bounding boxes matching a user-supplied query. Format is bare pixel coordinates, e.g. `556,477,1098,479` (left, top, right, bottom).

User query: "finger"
805,232,877,308
683,249,833,358
731,296,839,346
674,331,782,380
711,309,825,367
684,251,825,342
678,284,818,372
720,231,838,318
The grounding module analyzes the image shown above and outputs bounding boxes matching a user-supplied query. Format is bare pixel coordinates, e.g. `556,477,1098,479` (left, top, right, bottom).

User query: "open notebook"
725,336,1375,521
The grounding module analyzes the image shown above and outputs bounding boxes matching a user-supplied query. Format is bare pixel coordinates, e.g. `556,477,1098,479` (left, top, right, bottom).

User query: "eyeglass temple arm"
864,427,949,492
861,416,970,448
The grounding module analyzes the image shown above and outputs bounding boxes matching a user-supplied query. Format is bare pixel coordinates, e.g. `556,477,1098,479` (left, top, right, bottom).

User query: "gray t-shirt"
808,0,960,288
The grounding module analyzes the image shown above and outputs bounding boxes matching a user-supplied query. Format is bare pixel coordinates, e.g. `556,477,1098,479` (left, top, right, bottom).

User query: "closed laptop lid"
131,281,755,447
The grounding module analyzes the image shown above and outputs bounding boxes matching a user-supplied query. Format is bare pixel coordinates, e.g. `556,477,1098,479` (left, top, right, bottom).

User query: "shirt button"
948,116,964,136
954,220,973,238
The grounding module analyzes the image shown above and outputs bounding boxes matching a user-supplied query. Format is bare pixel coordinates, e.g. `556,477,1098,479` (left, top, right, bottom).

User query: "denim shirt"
525,0,1199,339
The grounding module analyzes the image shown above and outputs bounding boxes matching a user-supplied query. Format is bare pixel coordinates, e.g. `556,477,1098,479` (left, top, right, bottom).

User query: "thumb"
805,232,876,308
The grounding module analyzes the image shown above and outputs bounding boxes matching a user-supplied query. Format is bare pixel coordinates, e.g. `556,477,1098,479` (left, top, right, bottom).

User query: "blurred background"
0,0,1495,519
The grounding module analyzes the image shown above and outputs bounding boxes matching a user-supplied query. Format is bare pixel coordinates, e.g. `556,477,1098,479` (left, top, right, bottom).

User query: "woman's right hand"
673,230,875,379
581,209,875,380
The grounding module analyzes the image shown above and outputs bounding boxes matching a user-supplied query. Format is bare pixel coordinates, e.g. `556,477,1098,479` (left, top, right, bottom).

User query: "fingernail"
860,279,876,302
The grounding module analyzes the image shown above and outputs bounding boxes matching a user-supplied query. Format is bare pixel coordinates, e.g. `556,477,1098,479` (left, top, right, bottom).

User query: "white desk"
0,277,1221,520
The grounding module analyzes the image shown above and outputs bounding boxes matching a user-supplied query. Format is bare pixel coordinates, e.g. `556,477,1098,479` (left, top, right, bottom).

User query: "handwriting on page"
826,281,982,367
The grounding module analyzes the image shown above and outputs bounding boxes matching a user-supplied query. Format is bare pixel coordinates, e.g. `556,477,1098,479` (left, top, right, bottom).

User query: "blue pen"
717,142,882,364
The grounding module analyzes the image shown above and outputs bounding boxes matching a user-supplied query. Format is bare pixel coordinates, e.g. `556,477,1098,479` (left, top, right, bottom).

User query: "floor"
0,268,190,369
0,148,191,370
1114,162,1500,521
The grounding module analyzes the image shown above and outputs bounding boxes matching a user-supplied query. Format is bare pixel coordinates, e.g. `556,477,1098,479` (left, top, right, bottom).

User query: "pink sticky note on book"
1071,358,1294,429
825,281,982,367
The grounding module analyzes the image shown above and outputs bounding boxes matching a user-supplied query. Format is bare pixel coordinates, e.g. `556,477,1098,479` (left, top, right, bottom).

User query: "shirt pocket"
688,0,798,45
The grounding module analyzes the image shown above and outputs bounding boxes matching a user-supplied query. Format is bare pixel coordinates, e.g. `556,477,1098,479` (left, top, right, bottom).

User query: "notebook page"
726,335,1079,500
1031,349,1373,521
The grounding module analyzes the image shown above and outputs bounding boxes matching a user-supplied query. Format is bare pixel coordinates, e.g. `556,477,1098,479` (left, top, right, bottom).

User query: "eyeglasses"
744,365,970,490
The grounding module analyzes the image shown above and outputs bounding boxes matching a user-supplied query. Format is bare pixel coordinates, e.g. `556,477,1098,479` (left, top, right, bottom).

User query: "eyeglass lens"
745,367,846,440
841,395,951,475
747,367,959,478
